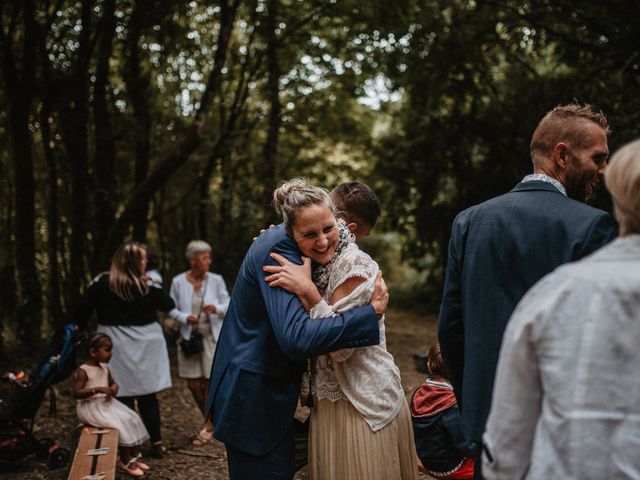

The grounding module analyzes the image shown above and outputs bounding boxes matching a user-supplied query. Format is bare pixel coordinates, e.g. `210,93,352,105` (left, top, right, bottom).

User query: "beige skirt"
309,397,419,480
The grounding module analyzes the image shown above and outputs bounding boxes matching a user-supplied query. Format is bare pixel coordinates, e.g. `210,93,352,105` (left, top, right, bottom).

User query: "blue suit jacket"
206,225,380,456
438,181,617,442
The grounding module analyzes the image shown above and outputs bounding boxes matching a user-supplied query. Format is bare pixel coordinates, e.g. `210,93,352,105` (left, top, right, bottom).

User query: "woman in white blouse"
169,240,230,445
264,179,418,480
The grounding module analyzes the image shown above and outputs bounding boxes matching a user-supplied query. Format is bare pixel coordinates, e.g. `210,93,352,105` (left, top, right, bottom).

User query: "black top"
75,274,175,329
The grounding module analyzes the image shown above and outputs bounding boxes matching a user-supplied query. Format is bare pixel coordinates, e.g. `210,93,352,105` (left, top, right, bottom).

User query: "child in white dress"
74,333,150,478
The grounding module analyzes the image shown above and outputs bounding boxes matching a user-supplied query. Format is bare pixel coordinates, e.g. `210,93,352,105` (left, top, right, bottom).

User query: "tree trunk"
0,162,17,358
35,3,66,327
0,0,43,343
92,0,117,272
262,0,281,210
98,0,240,267
41,97,65,328
126,0,152,243
63,0,93,297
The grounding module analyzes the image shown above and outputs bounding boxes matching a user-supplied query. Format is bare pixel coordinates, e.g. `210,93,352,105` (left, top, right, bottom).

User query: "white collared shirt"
483,235,640,479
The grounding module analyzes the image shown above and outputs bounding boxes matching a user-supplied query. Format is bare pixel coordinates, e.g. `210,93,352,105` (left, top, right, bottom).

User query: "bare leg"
187,378,207,416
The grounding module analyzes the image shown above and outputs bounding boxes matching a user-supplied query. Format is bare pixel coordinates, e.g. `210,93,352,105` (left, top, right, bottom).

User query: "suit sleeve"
438,214,466,405
258,239,380,362
577,212,617,259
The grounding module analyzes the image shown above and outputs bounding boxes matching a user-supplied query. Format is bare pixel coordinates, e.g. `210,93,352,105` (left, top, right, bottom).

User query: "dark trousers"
474,442,484,480
119,393,162,443
225,422,294,480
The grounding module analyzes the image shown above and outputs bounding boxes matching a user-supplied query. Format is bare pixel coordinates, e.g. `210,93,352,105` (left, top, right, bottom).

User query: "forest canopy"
1,0,639,349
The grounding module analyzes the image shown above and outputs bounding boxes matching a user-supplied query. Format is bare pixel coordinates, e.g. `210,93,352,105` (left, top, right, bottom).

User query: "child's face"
92,340,113,363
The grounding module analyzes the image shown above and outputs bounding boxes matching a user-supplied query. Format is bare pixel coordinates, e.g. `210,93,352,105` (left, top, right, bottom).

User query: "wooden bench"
68,427,118,480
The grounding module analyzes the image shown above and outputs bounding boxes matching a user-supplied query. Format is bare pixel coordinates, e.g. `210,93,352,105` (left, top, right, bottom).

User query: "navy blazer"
206,224,380,456
438,181,617,442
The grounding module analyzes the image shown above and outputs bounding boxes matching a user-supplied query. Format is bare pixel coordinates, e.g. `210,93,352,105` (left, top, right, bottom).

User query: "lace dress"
308,243,418,480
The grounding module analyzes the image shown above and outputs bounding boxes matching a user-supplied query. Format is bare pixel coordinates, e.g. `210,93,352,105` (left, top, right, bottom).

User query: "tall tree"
0,0,43,343
125,0,154,243
91,0,117,272
97,0,241,267
261,0,282,209
62,0,95,296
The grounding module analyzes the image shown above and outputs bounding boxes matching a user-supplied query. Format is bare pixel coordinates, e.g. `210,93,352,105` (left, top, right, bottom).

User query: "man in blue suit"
205,223,386,479
438,103,618,479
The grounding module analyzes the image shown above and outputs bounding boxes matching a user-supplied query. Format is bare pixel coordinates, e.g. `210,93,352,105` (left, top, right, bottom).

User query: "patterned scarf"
312,220,355,295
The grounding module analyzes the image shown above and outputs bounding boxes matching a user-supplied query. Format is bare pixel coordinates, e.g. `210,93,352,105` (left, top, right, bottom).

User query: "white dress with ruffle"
76,364,149,446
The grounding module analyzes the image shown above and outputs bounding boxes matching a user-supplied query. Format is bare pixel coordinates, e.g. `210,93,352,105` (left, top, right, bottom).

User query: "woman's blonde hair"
108,241,148,301
272,178,335,232
605,139,640,235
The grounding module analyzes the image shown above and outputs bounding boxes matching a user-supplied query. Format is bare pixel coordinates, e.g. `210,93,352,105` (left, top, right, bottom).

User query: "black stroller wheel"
47,446,70,469
36,437,56,459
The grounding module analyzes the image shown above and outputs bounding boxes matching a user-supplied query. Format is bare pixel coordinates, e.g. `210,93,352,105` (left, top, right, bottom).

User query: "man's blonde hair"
530,103,610,165
605,139,640,235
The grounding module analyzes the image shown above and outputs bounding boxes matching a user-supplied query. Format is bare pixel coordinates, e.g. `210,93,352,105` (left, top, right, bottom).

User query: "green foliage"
1,0,638,347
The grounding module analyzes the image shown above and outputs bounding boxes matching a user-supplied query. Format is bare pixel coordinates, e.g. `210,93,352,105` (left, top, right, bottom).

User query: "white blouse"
169,271,230,341
309,243,404,432
483,235,640,479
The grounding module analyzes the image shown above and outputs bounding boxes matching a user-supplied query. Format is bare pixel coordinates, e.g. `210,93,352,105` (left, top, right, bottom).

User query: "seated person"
411,343,474,479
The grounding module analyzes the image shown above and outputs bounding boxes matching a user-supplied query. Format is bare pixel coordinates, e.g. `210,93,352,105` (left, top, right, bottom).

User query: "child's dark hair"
87,332,111,355
427,342,448,379
330,182,381,228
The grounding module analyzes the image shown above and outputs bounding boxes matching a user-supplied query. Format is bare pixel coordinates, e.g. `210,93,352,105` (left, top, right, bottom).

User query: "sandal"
191,427,213,446
132,453,150,471
116,458,145,478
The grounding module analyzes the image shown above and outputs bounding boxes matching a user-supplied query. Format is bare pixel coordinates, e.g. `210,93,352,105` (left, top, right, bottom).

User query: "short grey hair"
185,240,212,259
272,178,334,232
605,139,640,235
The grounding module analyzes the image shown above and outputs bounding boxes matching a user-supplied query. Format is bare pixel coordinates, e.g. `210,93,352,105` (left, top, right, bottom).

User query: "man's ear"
553,143,569,169
346,222,357,233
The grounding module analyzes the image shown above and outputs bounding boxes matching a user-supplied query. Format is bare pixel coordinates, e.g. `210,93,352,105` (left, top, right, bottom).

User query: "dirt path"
0,308,436,480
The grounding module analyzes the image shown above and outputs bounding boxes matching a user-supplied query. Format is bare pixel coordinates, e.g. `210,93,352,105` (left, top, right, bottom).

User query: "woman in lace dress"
265,178,418,480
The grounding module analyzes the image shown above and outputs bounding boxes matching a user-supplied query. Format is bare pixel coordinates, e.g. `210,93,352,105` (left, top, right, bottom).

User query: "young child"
410,343,474,479
74,333,150,478
330,181,381,240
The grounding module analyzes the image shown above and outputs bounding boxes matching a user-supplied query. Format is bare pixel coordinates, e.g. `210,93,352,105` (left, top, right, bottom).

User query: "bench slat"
68,427,118,480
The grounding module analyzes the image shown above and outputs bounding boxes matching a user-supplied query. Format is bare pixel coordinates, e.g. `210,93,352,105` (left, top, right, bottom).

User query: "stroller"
0,324,78,468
